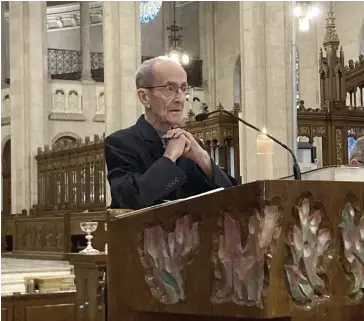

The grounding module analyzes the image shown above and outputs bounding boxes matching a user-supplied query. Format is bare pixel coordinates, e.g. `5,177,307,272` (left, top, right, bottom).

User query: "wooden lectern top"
107,179,364,321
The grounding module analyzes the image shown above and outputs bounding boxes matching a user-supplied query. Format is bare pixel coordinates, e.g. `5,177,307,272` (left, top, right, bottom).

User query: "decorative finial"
323,11,339,45
216,102,224,110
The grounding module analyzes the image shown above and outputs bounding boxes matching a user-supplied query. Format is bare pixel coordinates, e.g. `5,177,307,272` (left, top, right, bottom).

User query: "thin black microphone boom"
195,110,302,180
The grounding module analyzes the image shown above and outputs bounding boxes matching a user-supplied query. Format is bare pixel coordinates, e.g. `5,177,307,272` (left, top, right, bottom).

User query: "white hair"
135,56,177,89
350,136,364,163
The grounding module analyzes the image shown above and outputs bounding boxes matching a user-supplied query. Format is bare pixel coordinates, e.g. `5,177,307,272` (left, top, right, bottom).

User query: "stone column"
9,2,48,213
103,1,142,135
1,2,9,87
80,1,92,81
199,1,217,110
239,1,293,182
296,21,320,109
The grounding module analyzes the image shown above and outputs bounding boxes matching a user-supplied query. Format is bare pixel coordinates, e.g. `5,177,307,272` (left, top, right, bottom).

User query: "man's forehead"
153,60,187,83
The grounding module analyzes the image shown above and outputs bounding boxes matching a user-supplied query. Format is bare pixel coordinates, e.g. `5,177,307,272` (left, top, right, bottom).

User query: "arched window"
54,136,77,148
140,1,162,24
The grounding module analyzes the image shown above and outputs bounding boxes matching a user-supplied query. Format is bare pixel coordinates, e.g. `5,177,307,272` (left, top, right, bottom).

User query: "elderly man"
104,57,235,210
349,136,364,166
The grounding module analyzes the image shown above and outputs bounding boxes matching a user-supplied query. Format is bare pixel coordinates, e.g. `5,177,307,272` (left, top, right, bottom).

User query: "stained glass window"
140,1,163,24
348,136,356,159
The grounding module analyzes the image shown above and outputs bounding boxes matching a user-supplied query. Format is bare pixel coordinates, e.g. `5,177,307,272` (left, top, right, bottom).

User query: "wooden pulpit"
107,166,364,321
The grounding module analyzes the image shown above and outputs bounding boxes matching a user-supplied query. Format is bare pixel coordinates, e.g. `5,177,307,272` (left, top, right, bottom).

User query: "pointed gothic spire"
323,11,339,45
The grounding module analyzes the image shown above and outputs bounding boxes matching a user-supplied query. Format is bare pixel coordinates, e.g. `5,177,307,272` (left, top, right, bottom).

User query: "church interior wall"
47,79,105,146
48,119,104,147
214,1,240,110
296,1,364,109
44,2,200,59
333,1,364,61
47,25,104,52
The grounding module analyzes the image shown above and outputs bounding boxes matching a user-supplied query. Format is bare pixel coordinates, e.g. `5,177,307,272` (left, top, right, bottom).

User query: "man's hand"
163,134,191,163
163,129,213,177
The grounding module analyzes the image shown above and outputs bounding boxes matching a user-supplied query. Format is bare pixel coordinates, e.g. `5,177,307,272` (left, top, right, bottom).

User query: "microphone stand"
196,110,302,180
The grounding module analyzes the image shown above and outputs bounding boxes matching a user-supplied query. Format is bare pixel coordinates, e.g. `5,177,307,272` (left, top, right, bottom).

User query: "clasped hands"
163,128,206,163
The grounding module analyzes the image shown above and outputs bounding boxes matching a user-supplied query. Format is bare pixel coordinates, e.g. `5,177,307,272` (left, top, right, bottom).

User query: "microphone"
195,110,302,180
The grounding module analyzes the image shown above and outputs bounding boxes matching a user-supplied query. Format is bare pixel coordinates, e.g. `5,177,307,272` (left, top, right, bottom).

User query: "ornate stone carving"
339,196,364,300
4,2,103,31
285,192,333,309
211,199,283,308
312,126,327,137
298,126,311,137
138,214,200,304
323,12,339,44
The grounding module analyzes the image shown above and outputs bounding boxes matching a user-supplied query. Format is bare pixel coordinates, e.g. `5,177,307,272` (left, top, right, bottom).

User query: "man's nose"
175,87,185,97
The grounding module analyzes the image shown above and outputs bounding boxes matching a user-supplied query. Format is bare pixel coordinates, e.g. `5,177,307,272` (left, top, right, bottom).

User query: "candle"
257,127,274,154
257,127,274,180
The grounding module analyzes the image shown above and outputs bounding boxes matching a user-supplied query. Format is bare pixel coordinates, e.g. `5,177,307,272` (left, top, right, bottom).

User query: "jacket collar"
136,114,163,144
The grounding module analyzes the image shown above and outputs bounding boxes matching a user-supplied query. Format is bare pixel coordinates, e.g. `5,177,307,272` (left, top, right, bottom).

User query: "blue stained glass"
348,136,356,159
140,1,163,24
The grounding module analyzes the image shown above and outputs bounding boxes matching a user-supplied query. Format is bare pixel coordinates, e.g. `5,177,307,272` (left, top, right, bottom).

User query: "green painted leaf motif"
342,208,354,231
161,269,181,295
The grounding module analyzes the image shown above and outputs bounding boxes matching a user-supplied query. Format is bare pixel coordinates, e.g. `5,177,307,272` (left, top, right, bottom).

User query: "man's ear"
137,88,151,109
350,159,359,166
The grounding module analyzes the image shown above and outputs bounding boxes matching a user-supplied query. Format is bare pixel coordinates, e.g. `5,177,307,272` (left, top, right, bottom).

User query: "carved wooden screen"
36,135,105,213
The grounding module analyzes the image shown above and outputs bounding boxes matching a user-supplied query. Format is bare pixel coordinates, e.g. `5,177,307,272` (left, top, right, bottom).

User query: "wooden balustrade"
345,54,364,107
35,134,106,214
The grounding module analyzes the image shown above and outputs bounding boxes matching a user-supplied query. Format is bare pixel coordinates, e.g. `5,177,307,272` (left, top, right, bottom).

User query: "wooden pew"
2,210,108,260
107,179,364,321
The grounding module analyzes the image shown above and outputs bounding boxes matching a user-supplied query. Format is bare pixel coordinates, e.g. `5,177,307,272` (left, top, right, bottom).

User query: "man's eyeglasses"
143,83,190,97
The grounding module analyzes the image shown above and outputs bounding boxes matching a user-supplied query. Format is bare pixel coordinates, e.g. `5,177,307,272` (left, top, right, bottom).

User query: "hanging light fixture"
293,1,320,31
165,1,190,65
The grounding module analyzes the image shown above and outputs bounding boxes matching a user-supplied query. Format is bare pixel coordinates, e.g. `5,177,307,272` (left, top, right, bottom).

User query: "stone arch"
52,132,81,145
2,135,11,153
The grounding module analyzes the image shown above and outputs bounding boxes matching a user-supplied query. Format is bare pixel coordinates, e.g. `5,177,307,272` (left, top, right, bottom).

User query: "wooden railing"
345,54,364,107
35,135,106,214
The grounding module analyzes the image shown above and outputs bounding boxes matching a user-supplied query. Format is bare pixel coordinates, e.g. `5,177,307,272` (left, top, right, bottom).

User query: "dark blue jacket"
104,115,234,210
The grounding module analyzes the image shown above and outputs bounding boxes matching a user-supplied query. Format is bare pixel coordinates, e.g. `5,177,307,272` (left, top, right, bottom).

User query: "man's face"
144,61,188,128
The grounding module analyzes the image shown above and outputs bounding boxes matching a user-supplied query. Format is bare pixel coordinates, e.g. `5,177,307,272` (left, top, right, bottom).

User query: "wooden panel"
1,307,11,321
108,180,364,321
25,303,75,321
1,292,76,321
